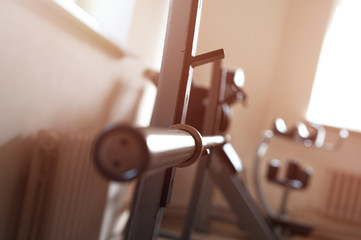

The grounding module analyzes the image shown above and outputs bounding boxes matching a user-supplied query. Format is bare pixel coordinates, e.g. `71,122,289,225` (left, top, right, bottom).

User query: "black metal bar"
180,153,211,240
210,147,278,240
191,49,225,67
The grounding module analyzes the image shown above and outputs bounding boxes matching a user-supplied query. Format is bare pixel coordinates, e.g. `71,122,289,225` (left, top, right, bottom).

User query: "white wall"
127,0,169,70
0,0,167,238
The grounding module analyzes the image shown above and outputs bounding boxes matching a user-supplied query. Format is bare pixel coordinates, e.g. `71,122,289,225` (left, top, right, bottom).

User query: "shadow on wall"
80,80,146,131
59,76,151,134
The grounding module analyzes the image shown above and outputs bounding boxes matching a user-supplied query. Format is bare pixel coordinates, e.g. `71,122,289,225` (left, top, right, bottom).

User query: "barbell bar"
92,124,226,181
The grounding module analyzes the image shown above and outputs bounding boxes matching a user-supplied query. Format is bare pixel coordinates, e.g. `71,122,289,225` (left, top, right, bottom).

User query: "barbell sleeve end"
92,125,150,181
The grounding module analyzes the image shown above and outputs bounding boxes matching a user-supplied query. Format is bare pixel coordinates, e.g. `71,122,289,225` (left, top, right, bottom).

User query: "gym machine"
253,118,349,238
93,61,278,240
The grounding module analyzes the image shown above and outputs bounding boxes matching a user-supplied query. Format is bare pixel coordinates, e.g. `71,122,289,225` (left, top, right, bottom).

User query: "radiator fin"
17,131,109,240
324,170,361,224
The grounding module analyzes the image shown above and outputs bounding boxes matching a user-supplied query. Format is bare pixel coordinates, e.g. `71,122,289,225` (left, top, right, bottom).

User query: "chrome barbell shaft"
92,124,226,181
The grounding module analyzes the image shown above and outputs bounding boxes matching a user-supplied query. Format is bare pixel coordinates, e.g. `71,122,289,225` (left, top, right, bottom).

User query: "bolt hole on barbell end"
92,124,149,182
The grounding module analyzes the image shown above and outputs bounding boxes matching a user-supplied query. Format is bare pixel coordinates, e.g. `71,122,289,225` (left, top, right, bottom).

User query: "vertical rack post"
194,61,226,232
181,60,226,239
124,0,203,239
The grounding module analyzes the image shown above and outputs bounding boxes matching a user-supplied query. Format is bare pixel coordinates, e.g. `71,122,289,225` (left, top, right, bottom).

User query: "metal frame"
93,0,291,239
93,60,278,240
124,0,224,239
179,61,277,240
181,59,225,239
208,146,277,240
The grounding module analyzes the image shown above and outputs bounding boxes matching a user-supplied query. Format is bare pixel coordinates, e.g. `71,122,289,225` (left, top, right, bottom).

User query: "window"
52,0,137,50
306,0,361,132
75,0,137,46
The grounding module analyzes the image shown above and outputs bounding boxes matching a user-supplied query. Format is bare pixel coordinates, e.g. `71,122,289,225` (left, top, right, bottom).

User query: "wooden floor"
158,215,248,240
157,214,355,240
116,209,361,240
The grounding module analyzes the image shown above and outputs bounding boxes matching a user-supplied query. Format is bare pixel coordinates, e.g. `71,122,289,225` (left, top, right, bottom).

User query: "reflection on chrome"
146,134,195,153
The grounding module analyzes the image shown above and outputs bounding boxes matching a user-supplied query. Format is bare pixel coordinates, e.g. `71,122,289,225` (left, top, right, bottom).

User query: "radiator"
17,131,109,240
323,169,361,223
